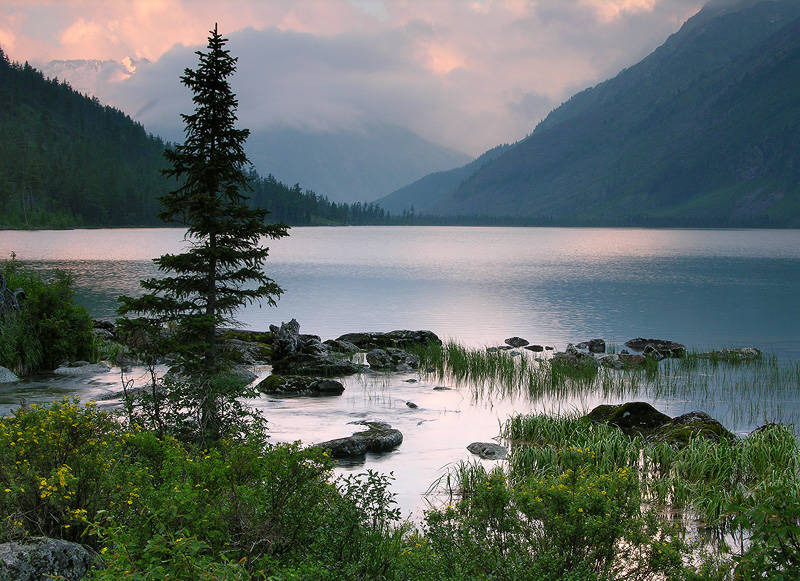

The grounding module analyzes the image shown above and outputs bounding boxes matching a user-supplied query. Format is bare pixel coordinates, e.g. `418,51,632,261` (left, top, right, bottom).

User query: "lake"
1,226,799,516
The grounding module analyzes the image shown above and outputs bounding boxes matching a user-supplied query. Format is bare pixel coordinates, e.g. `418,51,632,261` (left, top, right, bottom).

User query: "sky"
0,0,707,155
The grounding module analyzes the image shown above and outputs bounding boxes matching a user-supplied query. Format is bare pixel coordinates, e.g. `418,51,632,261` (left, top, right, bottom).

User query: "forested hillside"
0,48,389,228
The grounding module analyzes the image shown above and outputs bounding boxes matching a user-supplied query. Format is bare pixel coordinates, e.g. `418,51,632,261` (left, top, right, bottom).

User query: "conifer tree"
118,25,288,442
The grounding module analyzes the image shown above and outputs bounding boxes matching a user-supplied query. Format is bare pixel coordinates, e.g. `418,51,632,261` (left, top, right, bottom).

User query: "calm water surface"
1,226,799,516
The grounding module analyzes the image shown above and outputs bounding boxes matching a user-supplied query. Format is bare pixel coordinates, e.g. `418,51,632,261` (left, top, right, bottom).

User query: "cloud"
3,0,707,154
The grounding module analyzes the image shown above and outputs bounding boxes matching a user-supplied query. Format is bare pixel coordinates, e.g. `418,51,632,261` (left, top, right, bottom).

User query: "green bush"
0,256,94,374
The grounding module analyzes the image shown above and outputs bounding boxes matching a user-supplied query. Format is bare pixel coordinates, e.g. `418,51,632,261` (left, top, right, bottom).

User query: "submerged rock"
551,347,599,373
0,365,19,383
467,442,508,460
315,421,403,458
256,375,345,396
335,330,441,351
0,537,96,580
504,336,529,348
433,386,452,391
624,338,685,358
366,348,420,372
696,347,762,362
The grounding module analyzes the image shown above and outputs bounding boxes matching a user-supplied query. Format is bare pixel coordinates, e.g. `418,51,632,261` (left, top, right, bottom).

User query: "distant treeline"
0,48,406,229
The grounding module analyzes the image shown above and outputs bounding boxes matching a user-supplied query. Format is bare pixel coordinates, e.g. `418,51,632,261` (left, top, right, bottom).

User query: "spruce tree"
118,25,288,442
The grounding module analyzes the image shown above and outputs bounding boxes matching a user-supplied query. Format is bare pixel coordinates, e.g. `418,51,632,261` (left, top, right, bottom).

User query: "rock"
652,411,735,445
335,330,441,351
545,346,554,350
0,365,19,383
257,375,345,396
697,347,762,362
618,354,647,368
510,350,521,357
406,401,418,409
598,354,624,370
366,348,420,372
230,365,258,384
588,339,605,354
92,327,115,341
467,442,508,460
624,338,685,358
551,349,599,373
748,423,786,438
270,320,362,376
54,362,111,376
643,344,665,360
219,328,273,344
433,386,452,391
505,337,529,348
269,319,300,360
323,339,360,354
524,344,544,352
0,537,96,580
315,421,403,458
587,402,672,437
404,378,418,383
221,338,272,364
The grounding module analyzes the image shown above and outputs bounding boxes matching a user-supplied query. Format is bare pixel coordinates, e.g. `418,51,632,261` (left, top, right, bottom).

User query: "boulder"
618,354,647,368
322,339,360,354
0,537,96,580
587,402,671,437
551,348,599,374
257,375,345,396
269,319,300,360
624,338,685,358
221,338,272,364
366,348,420,372
315,421,403,458
575,339,604,353
270,320,362,376
467,442,508,460
406,401,418,409
652,411,736,445
545,346,554,350
335,330,441,351
598,354,624,370
524,344,544,352
0,365,19,383
504,337,529,348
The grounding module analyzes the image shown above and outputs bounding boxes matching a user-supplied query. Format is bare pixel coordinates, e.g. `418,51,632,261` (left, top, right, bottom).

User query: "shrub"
0,256,94,374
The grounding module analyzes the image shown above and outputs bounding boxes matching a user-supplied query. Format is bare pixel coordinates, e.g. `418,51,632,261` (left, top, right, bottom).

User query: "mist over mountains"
382,0,800,226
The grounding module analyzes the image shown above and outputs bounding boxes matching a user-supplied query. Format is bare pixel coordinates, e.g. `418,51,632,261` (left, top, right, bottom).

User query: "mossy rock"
220,329,273,344
257,374,345,396
651,411,735,445
586,402,671,436
315,421,403,458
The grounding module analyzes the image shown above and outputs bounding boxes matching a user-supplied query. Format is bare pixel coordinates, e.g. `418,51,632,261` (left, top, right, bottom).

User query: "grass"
411,340,800,430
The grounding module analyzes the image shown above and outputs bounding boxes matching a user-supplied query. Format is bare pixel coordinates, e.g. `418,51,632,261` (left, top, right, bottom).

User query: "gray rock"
545,346,554,350
54,362,111,376
598,354,624,370
0,537,96,580
315,421,403,458
587,339,606,354
504,337,529,348
404,378,418,383
433,386,452,391
257,375,345,396
697,347,762,362
467,442,508,460
335,330,441,350
366,348,420,372
323,339,360,354
524,344,544,352
510,350,521,357
406,401,418,409
0,365,19,383
270,319,300,360
624,338,685,358
643,344,665,360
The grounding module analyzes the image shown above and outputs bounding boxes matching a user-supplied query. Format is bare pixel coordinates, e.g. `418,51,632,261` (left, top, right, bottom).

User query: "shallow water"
1,226,799,516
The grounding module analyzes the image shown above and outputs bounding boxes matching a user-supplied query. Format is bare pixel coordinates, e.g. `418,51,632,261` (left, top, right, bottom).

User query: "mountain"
247,124,471,203
43,58,471,205
0,50,393,228
394,0,800,226
376,143,511,214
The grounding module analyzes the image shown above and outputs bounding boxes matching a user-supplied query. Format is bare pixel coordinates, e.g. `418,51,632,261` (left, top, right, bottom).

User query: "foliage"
117,26,290,444
0,256,94,374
